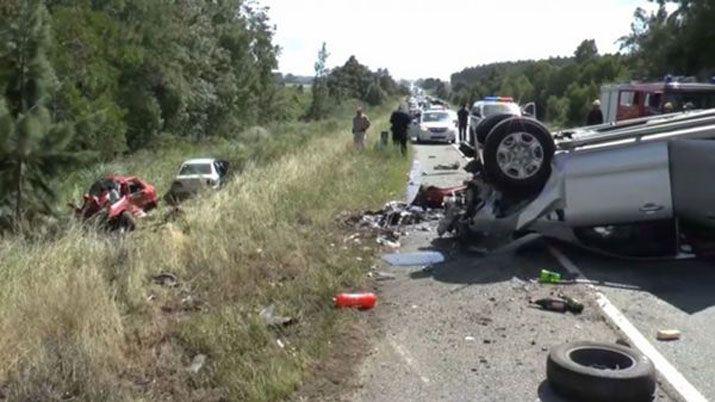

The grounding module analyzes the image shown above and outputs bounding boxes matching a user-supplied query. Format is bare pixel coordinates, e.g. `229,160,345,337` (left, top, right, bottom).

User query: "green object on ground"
539,269,562,284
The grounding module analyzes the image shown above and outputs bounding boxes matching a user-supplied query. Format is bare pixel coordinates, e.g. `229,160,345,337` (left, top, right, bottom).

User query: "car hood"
422,121,453,129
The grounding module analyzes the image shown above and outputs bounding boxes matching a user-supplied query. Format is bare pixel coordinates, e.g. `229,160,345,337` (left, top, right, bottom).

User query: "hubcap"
496,132,544,179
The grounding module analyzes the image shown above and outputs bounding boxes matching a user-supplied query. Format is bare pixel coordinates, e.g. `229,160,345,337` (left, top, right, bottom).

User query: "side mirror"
521,102,536,118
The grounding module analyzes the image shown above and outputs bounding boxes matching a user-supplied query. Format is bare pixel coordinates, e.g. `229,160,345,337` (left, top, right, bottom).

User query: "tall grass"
0,102,409,401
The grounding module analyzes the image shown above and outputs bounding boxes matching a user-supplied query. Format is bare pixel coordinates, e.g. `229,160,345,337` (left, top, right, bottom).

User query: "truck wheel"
475,113,514,144
547,341,656,402
482,117,555,196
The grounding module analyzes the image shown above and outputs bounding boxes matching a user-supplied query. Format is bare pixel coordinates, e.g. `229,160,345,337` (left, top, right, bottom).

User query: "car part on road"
333,293,377,310
547,341,656,402
531,297,582,314
381,251,445,267
415,185,467,209
538,269,563,284
433,162,460,170
656,329,681,341
483,117,555,196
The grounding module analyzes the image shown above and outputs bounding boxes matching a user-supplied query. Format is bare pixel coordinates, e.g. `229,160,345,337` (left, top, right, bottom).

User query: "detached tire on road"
547,341,656,402
474,113,515,144
482,117,555,196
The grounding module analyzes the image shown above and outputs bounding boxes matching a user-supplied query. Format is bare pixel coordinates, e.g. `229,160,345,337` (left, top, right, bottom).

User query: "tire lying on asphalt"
547,341,656,402
474,113,515,145
482,117,555,196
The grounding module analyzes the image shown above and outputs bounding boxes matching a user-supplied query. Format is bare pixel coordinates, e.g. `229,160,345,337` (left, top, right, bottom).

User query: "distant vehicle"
600,80,715,123
410,110,458,143
467,97,536,146
71,176,158,232
166,158,230,202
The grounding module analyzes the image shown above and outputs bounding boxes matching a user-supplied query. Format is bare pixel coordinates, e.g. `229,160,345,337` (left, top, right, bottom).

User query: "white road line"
547,245,708,402
388,337,430,385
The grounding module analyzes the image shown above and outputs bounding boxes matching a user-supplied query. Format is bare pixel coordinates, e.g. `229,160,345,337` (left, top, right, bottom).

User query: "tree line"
307,43,406,120
0,1,401,227
440,0,714,127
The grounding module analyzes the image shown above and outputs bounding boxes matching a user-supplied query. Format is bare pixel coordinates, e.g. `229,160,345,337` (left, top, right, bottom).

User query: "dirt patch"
293,302,377,401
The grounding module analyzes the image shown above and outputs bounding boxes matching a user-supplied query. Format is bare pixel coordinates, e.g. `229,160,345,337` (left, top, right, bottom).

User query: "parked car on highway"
410,110,458,144
71,176,158,232
441,108,715,257
166,158,230,203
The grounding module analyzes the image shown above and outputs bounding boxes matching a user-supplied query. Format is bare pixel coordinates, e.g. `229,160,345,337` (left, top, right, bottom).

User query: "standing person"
457,103,469,142
352,107,371,150
586,99,603,125
390,105,412,156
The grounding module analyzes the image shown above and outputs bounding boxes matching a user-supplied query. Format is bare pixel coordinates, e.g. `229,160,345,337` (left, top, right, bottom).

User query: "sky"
260,0,658,81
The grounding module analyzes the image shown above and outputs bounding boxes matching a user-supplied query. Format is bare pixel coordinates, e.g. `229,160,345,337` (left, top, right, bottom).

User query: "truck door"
563,141,673,227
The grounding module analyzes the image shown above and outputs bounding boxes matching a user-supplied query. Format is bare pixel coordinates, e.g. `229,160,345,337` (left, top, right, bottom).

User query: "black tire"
482,117,555,196
547,341,656,402
474,113,515,144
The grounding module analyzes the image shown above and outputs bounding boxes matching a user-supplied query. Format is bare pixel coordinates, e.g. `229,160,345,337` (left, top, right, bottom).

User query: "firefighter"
586,99,604,125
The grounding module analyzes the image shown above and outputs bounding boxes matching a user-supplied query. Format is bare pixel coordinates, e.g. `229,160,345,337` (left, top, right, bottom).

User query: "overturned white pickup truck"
441,109,715,257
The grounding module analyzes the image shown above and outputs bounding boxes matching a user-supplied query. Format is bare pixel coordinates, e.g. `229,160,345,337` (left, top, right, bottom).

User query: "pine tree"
307,42,331,119
0,0,77,224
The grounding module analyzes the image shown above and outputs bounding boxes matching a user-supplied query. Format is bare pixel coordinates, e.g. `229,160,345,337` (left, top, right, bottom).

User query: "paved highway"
352,142,684,401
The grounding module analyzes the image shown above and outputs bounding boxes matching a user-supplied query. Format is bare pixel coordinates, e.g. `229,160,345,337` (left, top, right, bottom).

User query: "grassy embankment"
0,101,410,400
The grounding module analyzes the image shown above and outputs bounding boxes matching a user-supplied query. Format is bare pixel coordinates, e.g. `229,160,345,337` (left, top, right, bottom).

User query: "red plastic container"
334,293,377,310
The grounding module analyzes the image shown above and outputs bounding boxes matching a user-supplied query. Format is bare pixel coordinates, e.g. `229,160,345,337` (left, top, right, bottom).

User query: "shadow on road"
410,234,715,315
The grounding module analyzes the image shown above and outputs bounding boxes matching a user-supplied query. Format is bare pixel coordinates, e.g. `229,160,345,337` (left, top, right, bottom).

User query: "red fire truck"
600,80,715,123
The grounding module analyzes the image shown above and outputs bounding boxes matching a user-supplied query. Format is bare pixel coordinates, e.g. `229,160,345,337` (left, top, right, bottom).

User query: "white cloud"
261,0,652,80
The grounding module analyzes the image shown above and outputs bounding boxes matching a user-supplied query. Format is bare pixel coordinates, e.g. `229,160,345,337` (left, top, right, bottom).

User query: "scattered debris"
181,295,202,311
368,271,396,281
531,297,583,314
334,293,377,310
376,236,401,249
276,339,286,349
465,336,475,341
656,329,681,341
433,161,460,170
151,273,178,287
538,269,562,284
559,294,584,314
414,185,467,209
381,251,445,267
188,354,207,374
260,304,296,327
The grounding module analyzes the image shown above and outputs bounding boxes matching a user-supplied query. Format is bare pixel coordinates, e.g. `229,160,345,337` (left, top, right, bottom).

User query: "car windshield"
423,112,449,122
483,103,519,116
179,163,212,175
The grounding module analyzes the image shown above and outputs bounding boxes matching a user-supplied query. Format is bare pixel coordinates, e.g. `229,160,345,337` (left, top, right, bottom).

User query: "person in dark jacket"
586,99,604,125
390,105,412,156
457,103,469,142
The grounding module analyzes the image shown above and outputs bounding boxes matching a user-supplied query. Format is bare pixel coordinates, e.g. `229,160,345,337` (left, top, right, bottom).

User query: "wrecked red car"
71,176,158,231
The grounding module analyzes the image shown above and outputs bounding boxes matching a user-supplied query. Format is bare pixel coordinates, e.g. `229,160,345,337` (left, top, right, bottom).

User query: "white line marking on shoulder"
388,337,430,385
